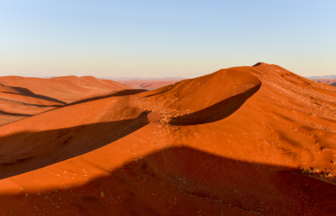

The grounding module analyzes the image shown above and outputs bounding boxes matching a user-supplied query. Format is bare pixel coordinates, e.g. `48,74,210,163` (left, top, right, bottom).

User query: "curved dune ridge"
1,63,336,215
0,76,132,126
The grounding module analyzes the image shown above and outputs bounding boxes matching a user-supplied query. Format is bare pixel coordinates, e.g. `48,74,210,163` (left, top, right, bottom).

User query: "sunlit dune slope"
0,76,132,103
1,63,336,215
134,68,261,125
0,76,132,126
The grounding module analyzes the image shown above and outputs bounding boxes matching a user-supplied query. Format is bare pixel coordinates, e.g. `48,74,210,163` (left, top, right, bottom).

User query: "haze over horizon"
0,0,335,78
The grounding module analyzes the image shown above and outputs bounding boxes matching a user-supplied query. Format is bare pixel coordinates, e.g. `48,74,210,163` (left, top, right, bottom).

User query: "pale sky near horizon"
0,0,335,78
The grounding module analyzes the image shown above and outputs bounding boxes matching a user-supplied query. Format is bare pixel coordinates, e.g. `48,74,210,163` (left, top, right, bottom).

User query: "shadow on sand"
0,111,149,180
169,85,261,125
1,84,336,215
0,146,335,215
68,89,147,106
7,86,68,105
0,110,33,117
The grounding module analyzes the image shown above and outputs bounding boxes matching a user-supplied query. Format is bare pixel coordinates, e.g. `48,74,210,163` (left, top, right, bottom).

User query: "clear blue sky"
0,0,335,78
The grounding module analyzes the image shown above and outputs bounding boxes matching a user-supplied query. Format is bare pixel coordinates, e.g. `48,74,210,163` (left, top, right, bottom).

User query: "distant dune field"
117,79,184,90
312,78,336,86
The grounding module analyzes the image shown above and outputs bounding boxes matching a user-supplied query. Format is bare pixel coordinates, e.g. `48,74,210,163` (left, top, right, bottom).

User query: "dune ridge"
0,76,132,126
0,63,336,215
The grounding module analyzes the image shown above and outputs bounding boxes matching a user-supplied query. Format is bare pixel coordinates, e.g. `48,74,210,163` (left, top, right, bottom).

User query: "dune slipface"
0,76,132,126
0,63,336,215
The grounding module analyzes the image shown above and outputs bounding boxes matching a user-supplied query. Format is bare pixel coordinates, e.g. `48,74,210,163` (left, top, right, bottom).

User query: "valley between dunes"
1,63,336,215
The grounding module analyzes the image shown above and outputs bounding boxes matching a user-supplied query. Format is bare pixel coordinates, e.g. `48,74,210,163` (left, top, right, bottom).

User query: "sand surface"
1,63,336,215
0,76,132,126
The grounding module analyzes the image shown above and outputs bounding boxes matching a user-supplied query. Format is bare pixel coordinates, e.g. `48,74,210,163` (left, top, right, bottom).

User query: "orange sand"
0,76,132,126
0,63,336,215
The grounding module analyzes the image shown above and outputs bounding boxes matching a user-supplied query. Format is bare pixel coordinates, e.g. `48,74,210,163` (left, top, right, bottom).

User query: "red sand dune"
118,79,183,90
1,63,336,215
312,79,336,87
0,76,131,103
0,76,132,126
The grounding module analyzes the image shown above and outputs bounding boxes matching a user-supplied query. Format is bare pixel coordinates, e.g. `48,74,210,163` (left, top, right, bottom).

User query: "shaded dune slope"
1,63,336,215
0,76,132,126
0,95,149,180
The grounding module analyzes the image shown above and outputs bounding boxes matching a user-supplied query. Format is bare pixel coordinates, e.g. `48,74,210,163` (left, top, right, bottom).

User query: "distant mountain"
98,77,185,90
117,78,184,90
100,77,185,80
306,75,336,87
306,75,336,79
311,79,336,87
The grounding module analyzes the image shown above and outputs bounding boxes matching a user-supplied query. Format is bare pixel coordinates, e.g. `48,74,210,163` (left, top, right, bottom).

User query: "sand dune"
1,63,336,215
0,76,131,103
0,76,132,126
312,78,336,87
118,79,183,90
